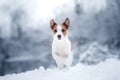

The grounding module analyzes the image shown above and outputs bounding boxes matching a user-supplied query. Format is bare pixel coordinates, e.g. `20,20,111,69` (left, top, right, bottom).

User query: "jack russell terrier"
50,18,73,69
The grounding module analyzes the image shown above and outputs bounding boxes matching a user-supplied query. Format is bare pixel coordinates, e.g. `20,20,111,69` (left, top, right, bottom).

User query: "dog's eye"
62,29,65,32
54,30,57,32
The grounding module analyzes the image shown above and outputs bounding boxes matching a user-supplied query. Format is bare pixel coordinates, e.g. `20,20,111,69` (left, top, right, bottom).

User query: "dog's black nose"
57,35,61,39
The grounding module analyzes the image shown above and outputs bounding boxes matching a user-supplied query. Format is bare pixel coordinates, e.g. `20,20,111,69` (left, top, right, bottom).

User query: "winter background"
0,0,120,80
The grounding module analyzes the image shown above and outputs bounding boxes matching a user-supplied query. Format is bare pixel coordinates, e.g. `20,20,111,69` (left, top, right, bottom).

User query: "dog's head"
50,18,70,40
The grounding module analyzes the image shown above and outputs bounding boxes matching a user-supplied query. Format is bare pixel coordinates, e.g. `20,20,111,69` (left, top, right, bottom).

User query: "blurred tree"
91,0,120,58
10,8,26,40
114,0,120,48
0,38,9,76
74,0,82,15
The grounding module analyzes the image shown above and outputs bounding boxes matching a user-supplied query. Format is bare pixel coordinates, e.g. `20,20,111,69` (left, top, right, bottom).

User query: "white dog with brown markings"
50,18,73,69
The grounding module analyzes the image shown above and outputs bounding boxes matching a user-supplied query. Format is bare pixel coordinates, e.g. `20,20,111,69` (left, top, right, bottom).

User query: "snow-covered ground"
0,58,120,80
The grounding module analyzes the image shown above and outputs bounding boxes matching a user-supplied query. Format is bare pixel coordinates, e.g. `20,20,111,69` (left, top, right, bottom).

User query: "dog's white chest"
52,38,71,55
53,41,66,53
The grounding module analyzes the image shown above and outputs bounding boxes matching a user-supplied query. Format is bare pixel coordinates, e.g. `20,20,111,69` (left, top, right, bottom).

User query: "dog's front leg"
52,52,64,69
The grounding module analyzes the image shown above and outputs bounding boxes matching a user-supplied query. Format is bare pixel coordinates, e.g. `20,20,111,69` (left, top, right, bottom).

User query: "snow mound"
0,58,120,80
79,42,116,65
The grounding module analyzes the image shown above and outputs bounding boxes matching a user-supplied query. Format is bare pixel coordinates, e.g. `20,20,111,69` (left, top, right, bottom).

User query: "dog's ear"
50,19,56,29
63,18,70,29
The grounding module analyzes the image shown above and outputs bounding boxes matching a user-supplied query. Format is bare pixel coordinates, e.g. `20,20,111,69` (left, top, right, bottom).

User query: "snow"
79,42,117,64
0,58,120,80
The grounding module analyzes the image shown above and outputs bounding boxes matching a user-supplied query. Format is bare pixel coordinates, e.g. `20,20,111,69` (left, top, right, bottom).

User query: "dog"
50,18,73,69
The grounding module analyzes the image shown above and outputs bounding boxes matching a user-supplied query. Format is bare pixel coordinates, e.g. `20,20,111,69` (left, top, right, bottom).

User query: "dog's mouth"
58,37,61,40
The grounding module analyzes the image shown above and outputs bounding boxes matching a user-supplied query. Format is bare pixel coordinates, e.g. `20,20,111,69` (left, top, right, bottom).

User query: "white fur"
52,25,73,69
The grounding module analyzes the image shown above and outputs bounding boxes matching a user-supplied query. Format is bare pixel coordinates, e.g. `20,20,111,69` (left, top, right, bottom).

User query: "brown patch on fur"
62,18,70,29
61,24,67,36
50,19,57,29
52,25,57,34
50,19,58,35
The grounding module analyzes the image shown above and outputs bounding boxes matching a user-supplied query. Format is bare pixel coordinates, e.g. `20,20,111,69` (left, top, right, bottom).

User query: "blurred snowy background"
0,0,120,76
